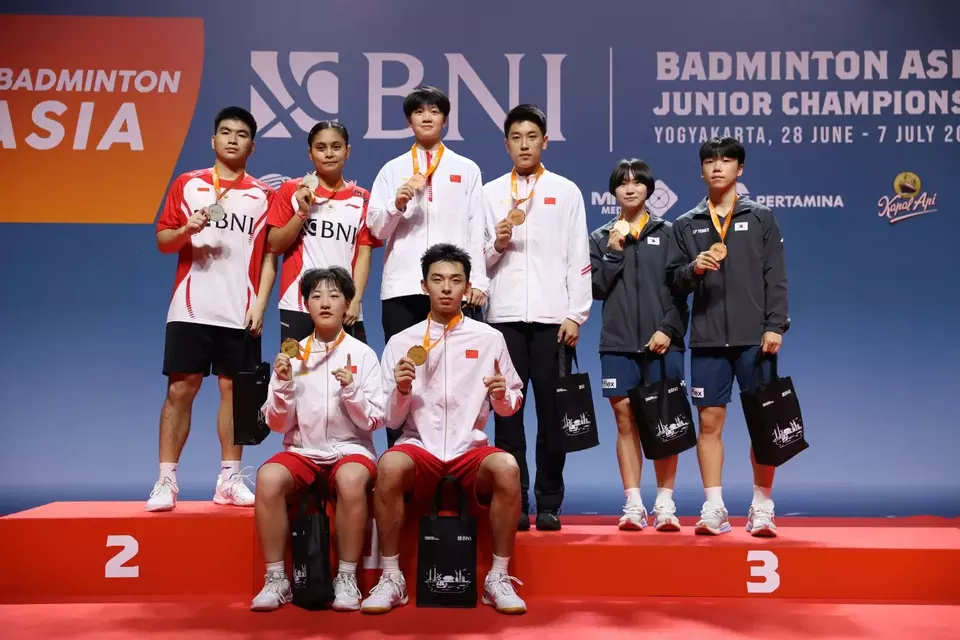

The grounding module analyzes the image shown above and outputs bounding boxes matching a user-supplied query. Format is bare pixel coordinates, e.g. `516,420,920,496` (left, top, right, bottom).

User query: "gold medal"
507,208,526,225
407,173,426,191
281,338,301,359
710,242,728,261
406,345,427,366
613,220,631,236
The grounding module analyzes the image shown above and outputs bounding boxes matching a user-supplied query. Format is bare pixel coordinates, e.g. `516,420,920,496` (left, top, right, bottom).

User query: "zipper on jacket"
442,337,447,460
720,229,730,347
634,238,642,353
324,358,330,445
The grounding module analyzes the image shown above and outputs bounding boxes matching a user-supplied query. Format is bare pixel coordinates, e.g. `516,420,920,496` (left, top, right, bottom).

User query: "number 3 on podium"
746,550,780,594
105,535,140,578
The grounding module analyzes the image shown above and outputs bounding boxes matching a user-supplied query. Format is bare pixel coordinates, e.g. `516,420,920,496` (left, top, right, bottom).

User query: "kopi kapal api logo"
878,172,939,225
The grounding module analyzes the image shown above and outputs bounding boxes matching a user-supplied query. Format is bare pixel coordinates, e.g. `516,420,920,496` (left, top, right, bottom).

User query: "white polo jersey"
156,168,273,330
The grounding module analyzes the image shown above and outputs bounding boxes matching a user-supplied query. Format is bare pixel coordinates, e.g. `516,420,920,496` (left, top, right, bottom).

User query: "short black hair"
300,267,356,304
504,104,547,138
609,158,656,196
420,243,471,282
699,136,745,165
307,120,349,147
214,107,257,140
403,85,451,119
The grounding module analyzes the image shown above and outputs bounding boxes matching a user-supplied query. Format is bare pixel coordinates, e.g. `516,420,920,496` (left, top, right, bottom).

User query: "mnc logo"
591,180,678,218
250,51,566,142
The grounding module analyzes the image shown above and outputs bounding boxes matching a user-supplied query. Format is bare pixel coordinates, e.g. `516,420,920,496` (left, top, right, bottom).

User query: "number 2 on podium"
105,535,140,578
746,550,780,594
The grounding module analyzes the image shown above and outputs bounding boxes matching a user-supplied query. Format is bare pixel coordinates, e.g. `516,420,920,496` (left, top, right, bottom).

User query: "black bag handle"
430,475,468,521
296,478,328,518
641,350,671,416
753,351,780,387
558,345,579,378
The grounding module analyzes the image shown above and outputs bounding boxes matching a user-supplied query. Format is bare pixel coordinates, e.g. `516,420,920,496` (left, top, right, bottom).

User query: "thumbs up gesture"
483,359,506,401
333,353,355,388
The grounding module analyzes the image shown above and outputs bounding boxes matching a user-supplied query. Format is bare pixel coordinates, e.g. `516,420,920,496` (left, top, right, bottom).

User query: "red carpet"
2,598,959,639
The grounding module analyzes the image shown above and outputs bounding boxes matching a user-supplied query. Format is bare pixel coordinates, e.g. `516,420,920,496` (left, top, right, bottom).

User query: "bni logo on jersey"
591,180,678,218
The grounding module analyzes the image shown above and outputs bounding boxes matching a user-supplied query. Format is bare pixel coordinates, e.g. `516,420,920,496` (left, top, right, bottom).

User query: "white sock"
221,460,241,482
656,487,674,505
624,487,642,507
752,485,773,508
159,463,177,484
266,561,284,576
704,486,724,507
491,554,510,575
338,560,357,575
381,554,401,577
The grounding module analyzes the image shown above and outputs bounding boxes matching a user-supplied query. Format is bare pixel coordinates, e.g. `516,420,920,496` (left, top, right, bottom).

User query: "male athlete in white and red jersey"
147,107,277,512
266,121,381,344
361,244,527,616
252,267,384,613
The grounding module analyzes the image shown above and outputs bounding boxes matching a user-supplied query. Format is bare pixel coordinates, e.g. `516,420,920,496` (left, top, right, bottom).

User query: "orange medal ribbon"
707,196,737,243
510,164,545,209
211,166,245,204
421,313,462,354
296,329,347,376
618,210,649,240
411,144,445,181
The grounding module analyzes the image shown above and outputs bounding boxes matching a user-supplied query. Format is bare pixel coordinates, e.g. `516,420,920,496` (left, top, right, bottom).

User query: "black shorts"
279,309,367,344
162,321,261,378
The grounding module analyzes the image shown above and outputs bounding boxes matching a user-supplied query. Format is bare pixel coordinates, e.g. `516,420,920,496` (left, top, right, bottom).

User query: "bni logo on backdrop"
591,180,679,218
250,51,566,142
0,15,204,224
877,172,938,225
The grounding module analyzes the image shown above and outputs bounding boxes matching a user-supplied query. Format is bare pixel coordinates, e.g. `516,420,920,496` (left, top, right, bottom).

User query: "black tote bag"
290,481,334,610
629,352,697,460
552,347,600,453
232,331,271,446
417,476,478,608
740,354,809,467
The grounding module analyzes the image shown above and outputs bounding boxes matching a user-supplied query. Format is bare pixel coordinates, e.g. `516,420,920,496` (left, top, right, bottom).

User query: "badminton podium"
1,501,958,604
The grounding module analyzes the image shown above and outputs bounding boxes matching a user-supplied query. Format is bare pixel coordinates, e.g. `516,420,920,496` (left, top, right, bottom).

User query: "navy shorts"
689,346,772,406
600,351,686,398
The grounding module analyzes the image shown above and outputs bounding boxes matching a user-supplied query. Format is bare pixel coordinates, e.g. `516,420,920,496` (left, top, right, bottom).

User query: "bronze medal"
613,220,631,237
507,208,526,225
407,173,426,191
710,242,728,261
406,345,427,366
281,338,301,359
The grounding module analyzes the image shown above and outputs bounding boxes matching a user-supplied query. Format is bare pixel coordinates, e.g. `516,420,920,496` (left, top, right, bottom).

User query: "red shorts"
388,444,504,509
263,451,377,502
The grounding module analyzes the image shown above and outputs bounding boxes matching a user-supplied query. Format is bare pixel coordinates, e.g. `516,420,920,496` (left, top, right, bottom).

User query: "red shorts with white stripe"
386,444,504,509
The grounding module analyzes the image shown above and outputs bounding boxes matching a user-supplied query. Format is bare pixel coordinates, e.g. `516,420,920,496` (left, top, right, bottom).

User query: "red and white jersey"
156,168,273,330
267,179,381,319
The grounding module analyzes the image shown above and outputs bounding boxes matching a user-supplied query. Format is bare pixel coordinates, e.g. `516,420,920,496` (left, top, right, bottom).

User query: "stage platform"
2,501,958,606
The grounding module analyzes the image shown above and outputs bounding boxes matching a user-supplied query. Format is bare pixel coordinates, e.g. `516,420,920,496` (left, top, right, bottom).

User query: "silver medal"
301,173,320,191
207,203,225,222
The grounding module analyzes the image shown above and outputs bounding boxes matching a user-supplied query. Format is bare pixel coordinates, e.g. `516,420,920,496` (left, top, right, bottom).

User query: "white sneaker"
482,572,527,614
746,503,778,537
332,571,362,611
145,477,178,512
360,572,407,614
618,503,648,531
213,467,255,507
695,502,731,535
251,571,292,611
653,500,681,532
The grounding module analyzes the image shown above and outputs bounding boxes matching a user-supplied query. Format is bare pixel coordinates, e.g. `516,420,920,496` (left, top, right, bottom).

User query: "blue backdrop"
1,0,958,517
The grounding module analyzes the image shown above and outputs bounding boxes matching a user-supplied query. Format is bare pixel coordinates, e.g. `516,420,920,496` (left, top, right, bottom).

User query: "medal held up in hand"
281,338,301,359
